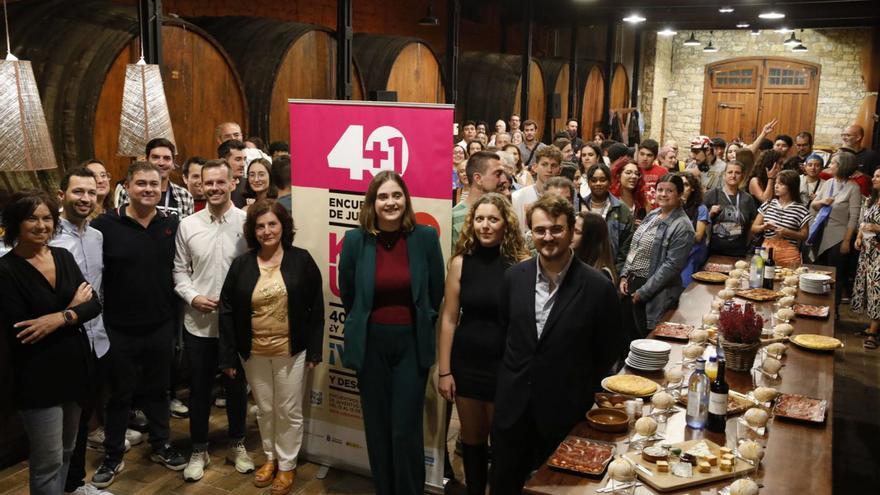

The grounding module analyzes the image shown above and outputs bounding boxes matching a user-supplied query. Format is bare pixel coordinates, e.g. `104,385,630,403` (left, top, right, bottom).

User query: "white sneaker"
228,442,255,474
170,398,189,418
66,484,114,494
214,396,227,408
125,428,143,446
183,450,210,482
86,428,130,452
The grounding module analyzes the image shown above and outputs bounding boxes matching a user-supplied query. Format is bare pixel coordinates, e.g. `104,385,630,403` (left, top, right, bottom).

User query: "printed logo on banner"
328,126,409,180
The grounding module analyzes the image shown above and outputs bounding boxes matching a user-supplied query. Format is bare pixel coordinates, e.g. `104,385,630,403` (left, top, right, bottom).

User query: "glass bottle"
686,358,710,429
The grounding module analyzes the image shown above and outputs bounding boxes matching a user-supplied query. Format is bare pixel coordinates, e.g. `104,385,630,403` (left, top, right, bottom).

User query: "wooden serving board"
623,439,753,492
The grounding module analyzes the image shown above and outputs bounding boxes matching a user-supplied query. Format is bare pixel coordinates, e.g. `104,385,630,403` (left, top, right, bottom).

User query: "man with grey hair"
496,150,521,193
215,122,243,145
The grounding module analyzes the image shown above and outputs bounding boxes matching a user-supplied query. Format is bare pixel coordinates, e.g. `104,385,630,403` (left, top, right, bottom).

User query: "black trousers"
64,350,105,492
621,275,649,340
183,331,248,449
817,241,848,308
103,321,173,463
490,404,563,495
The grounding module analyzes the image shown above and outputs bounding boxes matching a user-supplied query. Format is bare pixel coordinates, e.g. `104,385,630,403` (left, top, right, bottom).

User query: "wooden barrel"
579,62,606,140
2,0,247,188
352,34,445,103
190,16,337,144
610,63,630,110
537,58,570,140
457,52,546,138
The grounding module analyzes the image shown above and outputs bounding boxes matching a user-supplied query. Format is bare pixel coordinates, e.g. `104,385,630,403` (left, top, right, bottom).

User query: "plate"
625,357,667,372
602,375,660,397
546,436,616,475
773,393,828,423
792,303,830,318
703,262,734,273
586,408,629,433
791,334,843,351
735,288,782,301
653,322,694,341
692,271,728,283
631,339,673,354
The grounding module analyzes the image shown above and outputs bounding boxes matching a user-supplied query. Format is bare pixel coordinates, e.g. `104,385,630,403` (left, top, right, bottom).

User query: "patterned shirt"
625,214,662,278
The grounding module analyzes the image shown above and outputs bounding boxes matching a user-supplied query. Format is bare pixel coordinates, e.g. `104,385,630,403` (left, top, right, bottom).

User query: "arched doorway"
701,57,820,142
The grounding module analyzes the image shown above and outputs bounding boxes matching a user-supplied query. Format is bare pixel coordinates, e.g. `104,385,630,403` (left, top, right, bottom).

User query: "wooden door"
702,57,820,143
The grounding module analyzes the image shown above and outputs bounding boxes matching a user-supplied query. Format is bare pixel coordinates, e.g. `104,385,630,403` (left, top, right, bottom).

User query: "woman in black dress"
0,190,101,495
437,193,530,495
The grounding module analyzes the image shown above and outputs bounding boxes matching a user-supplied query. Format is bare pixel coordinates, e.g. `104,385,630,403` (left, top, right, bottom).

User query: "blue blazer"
338,225,445,372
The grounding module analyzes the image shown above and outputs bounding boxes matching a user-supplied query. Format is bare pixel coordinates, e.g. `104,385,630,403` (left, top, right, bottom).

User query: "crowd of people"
2,111,880,495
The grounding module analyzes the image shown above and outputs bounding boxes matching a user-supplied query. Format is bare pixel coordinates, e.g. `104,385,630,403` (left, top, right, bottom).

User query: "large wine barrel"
457,52,546,138
189,16,337,144
580,62,606,139
352,34,445,103
2,0,247,188
610,63,630,110
537,58,570,140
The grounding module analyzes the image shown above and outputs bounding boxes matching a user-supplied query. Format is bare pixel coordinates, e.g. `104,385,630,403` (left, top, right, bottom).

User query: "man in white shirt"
456,120,477,149
173,159,253,482
512,146,563,229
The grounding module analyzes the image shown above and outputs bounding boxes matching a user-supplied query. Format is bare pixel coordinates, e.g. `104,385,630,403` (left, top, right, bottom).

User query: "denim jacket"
584,193,634,273
621,207,695,329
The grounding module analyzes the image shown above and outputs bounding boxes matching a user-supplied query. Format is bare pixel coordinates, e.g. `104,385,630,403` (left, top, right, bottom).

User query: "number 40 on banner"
327,125,410,180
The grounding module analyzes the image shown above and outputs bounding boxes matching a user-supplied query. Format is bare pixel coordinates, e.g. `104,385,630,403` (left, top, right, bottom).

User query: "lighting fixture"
683,33,701,46
791,43,808,52
759,9,785,20
0,0,58,171
774,26,794,34
719,6,734,14
657,27,678,36
418,1,439,26
736,21,750,29
623,13,646,24
703,41,719,53
750,30,761,36
783,32,801,46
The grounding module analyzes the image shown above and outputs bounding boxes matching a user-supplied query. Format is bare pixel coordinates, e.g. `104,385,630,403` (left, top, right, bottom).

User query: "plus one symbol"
363,141,388,170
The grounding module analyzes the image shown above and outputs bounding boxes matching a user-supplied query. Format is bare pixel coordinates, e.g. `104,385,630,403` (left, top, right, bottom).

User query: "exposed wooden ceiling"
498,0,880,29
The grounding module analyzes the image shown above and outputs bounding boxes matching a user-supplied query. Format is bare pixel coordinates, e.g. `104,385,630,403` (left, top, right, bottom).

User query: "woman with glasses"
242,158,278,212
610,158,648,222
619,174,695,338
82,160,114,219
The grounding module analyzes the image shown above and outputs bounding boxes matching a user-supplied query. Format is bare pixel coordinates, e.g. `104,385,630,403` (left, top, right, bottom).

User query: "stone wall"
643,28,871,156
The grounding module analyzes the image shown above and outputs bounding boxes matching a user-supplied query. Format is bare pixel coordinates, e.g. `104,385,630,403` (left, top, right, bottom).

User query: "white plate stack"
625,339,672,371
799,273,832,295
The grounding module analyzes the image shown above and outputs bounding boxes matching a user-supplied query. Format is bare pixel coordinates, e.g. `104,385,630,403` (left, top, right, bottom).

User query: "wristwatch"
62,310,75,325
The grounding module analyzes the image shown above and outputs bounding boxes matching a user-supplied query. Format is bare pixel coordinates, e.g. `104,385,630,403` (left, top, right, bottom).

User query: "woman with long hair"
338,171,444,495
578,142,602,198
735,148,755,187
748,149,784,204
852,168,880,349
504,144,533,187
82,159,114,219
679,172,710,286
467,140,484,157
610,158,648,221
219,200,324,494
511,130,524,145
582,163,634,271
573,211,617,284
724,141,742,164
619,174,695,337
752,169,810,267
242,158,278,211
437,193,529,495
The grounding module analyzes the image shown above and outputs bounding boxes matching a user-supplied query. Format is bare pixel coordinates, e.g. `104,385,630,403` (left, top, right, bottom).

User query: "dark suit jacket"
218,247,324,369
338,225,444,372
494,255,624,441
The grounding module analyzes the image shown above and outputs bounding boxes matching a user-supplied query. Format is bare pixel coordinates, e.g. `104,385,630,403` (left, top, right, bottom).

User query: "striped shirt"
758,199,810,246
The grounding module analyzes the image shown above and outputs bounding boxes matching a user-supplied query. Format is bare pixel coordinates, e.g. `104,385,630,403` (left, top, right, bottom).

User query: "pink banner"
289,101,452,200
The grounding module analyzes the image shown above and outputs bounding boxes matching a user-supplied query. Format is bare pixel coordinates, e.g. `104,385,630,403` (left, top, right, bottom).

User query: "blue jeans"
19,402,81,495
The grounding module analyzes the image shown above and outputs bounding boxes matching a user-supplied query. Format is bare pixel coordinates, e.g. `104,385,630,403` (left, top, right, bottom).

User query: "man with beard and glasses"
490,195,624,493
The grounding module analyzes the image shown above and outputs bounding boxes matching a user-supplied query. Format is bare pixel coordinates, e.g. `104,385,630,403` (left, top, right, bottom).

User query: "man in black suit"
490,195,625,494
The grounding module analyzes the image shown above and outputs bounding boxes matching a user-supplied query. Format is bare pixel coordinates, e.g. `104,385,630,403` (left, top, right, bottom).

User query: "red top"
640,164,669,208
370,232,414,325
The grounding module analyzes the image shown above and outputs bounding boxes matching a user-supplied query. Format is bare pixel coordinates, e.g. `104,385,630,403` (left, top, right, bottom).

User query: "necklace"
377,230,402,250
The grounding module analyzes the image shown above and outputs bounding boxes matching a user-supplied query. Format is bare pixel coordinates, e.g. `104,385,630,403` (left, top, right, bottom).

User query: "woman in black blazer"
218,200,323,495
338,171,444,495
0,191,101,495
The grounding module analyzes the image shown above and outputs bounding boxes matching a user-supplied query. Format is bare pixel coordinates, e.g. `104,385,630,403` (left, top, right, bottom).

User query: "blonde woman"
437,193,529,495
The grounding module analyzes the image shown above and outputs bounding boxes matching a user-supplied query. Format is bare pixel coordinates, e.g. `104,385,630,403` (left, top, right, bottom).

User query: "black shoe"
128,409,149,432
92,460,125,488
150,444,187,471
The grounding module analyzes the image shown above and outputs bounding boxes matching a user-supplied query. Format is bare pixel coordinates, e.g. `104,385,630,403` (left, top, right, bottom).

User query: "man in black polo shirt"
90,162,186,488
219,139,248,208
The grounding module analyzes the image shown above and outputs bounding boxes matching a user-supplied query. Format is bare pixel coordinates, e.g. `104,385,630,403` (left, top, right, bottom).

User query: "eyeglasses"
93,172,111,179
532,225,566,238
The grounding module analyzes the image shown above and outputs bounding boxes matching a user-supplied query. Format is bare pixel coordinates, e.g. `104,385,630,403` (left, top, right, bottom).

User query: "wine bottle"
763,247,776,289
707,359,729,433
686,358,710,429
749,248,764,289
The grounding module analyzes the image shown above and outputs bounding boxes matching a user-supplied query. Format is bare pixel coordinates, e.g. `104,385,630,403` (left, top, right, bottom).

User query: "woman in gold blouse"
219,200,324,495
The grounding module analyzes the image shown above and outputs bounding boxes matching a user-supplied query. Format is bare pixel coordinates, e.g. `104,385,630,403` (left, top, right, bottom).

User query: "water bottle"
686,358,710,429
748,248,765,289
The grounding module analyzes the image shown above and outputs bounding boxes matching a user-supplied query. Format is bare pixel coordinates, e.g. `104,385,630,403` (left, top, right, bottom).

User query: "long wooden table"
524,257,836,494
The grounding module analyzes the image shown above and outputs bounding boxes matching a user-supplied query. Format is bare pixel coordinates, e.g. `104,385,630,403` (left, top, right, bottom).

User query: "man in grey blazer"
490,195,625,494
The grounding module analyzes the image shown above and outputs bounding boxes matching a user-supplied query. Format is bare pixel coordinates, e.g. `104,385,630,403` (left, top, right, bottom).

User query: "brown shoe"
253,460,276,488
270,469,295,495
